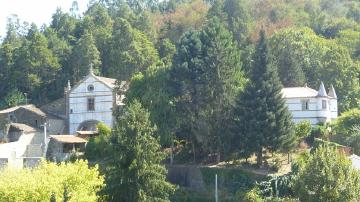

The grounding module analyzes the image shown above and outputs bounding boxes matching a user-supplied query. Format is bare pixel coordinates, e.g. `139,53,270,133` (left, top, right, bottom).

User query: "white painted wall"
68,76,114,134
0,132,35,158
284,97,337,125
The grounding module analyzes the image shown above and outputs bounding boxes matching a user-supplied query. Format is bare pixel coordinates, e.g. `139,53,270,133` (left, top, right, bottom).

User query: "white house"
66,68,127,134
281,82,337,125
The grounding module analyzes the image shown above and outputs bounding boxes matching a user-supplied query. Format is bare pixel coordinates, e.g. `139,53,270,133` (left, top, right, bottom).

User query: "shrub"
295,120,312,141
201,167,256,194
294,145,360,202
0,160,104,202
257,174,295,198
242,187,264,202
345,125,360,155
85,122,112,160
333,108,360,135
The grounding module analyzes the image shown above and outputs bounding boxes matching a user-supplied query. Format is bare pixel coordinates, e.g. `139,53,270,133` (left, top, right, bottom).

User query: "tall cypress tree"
233,31,295,166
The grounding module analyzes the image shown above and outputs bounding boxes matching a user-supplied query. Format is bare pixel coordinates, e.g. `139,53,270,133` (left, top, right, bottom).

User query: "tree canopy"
0,160,104,202
294,146,360,202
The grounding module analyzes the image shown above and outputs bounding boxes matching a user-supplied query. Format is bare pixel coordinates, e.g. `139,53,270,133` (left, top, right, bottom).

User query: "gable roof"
281,87,319,98
68,71,124,94
9,123,39,133
96,76,117,89
0,104,46,117
50,135,87,143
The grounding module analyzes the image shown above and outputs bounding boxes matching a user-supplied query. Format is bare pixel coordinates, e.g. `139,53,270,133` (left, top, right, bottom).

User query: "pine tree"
105,100,175,202
234,31,295,166
199,17,245,161
170,17,245,162
70,31,101,81
14,24,60,104
273,42,306,87
170,30,205,162
108,18,160,81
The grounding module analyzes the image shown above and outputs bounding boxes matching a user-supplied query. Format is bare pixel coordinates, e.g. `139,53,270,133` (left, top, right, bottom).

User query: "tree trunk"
287,153,290,164
256,148,263,167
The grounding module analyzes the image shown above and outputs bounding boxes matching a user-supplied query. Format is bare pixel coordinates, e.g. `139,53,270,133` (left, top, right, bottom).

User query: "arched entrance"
77,120,100,131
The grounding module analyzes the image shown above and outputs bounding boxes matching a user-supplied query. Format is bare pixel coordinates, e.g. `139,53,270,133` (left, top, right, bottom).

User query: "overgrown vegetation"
1,0,360,201
294,146,360,202
0,160,104,202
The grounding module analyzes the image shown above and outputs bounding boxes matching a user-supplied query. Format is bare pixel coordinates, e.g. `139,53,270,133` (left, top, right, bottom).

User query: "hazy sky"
0,0,90,38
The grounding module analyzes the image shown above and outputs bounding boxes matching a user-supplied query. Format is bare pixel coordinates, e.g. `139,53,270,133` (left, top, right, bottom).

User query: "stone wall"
23,157,42,168
0,158,7,168
167,165,205,191
11,108,45,129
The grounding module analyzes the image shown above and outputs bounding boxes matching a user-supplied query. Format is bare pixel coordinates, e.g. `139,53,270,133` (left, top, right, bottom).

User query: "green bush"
294,145,360,202
312,138,346,154
0,160,104,202
201,167,256,194
333,108,360,135
241,187,264,202
257,174,295,198
85,122,112,160
295,120,312,140
345,125,360,155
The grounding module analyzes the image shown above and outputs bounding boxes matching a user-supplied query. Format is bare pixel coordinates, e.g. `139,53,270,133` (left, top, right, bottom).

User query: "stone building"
0,123,43,168
47,135,87,162
281,82,338,125
0,104,65,140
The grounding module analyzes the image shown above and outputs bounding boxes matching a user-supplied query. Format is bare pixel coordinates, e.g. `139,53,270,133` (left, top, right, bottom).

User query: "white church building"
65,68,127,134
281,82,338,125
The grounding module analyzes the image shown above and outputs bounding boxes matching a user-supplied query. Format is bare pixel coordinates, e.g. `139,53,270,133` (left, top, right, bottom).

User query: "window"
63,143,74,153
87,98,95,111
87,84,94,92
322,100,327,109
301,100,309,110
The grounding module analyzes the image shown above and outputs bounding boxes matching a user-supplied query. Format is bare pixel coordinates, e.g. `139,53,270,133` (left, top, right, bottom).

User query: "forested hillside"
0,0,358,109
1,1,360,201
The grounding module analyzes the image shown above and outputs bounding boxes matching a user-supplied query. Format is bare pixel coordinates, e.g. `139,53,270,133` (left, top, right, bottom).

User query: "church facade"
65,69,127,134
281,82,338,125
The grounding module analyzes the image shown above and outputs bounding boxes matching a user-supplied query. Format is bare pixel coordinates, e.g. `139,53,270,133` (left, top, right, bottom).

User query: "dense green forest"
1,0,360,201
0,0,359,109
1,0,359,160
